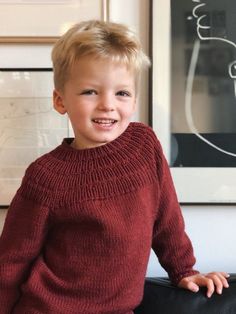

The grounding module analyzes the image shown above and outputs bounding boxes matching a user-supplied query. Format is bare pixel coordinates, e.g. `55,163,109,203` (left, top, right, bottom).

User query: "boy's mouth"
92,119,117,125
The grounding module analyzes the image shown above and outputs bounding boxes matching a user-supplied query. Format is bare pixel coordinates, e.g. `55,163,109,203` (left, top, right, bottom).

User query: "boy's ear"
53,89,67,114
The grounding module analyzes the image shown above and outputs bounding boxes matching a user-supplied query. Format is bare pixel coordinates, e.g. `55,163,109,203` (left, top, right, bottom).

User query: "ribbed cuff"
169,269,200,286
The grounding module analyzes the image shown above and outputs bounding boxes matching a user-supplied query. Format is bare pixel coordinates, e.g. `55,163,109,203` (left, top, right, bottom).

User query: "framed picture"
0,0,109,43
151,0,236,204
0,68,70,206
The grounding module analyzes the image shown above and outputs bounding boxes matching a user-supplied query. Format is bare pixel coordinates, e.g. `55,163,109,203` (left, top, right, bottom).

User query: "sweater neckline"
51,122,137,162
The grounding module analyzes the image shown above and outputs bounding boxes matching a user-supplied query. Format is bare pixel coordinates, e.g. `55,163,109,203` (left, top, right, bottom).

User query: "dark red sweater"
0,122,198,314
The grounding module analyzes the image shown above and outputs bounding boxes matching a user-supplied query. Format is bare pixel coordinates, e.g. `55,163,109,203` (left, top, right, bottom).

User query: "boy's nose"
97,94,115,111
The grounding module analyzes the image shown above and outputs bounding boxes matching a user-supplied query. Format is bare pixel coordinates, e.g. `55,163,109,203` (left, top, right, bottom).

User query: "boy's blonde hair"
51,20,150,91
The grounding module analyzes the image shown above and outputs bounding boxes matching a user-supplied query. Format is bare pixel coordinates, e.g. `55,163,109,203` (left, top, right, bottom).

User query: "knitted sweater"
0,122,198,314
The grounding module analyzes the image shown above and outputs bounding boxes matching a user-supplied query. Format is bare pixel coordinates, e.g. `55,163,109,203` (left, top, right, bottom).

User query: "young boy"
0,20,229,314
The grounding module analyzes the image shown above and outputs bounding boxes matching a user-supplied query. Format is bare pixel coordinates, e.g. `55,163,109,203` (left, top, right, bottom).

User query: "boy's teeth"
93,119,115,124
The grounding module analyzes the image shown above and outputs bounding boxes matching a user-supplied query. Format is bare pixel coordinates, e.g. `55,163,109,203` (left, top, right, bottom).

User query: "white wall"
147,205,236,277
1,0,236,279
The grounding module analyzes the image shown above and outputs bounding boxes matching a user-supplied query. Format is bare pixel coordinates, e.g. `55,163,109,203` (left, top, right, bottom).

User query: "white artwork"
0,70,69,205
0,0,105,40
185,0,236,158
152,0,236,203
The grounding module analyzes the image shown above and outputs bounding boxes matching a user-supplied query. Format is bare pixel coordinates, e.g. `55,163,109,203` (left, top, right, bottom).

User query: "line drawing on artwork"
185,0,236,157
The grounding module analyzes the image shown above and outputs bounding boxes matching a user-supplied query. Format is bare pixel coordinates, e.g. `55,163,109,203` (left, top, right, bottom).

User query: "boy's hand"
178,272,230,298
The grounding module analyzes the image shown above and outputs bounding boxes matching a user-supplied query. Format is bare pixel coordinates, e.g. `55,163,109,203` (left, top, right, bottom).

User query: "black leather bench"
134,274,236,314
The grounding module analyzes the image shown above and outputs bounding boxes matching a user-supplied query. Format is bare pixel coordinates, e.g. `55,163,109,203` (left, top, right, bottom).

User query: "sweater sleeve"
0,187,50,312
151,143,199,286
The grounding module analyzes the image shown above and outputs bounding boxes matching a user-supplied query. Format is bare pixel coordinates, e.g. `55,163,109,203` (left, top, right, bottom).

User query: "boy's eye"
81,89,97,95
116,90,131,97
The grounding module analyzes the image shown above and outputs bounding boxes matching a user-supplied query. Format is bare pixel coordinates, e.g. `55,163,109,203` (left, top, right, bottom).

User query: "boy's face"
53,56,136,150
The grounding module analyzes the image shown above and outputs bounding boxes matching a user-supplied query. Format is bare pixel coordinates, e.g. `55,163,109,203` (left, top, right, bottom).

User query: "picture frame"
0,0,109,43
150,0,236,204
0,68,70,207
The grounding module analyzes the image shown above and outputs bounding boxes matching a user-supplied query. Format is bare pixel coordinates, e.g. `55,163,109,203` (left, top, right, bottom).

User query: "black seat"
134,274,236,314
